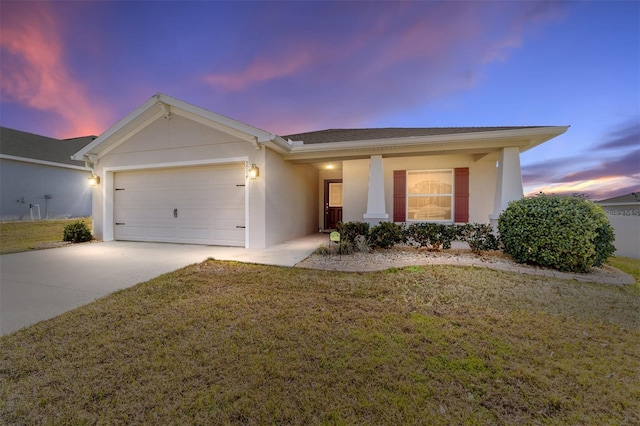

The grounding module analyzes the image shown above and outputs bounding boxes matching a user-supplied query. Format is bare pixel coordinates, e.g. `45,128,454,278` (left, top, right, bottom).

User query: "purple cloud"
201,2,566,135
557,149,640,183
596,119,640,150
0,2,113,137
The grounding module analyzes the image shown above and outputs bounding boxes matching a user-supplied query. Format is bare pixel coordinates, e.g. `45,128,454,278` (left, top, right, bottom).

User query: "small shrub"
458,223,500,253
336,239,353,255
354,235,372,253
315,244,330,256
63,221,93,243
405,222,456,250
337,221,370,244
369,222,404,249
498,194,615,272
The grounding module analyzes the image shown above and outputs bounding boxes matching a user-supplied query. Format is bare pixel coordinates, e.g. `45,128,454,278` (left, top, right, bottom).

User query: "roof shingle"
282,127,545,144
0,127,96,167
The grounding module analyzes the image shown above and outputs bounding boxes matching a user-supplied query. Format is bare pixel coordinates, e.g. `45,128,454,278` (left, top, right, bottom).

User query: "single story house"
0,127,94,221
72,93,568,248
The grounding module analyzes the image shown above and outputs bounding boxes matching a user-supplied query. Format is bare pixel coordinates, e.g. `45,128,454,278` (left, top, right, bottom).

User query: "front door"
324,179,343,230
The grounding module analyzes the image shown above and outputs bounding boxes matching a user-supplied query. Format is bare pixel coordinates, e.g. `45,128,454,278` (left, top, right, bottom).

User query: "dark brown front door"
324,179,343,230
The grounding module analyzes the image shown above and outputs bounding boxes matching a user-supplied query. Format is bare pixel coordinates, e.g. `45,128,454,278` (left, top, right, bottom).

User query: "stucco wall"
1,159,91,221
91,115,264,245
464,154,499,223
265,149,318,246
340,154,499,225
99,115,256,168
383,154,498,224
342,159,370,223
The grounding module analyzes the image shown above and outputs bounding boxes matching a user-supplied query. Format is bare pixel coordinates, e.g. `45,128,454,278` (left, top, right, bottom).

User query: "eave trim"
1,154,91,171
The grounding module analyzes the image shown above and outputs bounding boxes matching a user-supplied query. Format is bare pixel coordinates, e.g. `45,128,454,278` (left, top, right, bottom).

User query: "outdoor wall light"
247,164,259,179
88,174,100,186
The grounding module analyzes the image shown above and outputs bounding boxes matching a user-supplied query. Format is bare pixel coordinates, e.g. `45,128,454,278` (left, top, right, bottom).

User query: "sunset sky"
1,1,638,200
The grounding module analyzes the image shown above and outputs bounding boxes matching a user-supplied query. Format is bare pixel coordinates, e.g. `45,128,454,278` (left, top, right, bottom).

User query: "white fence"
607,215,640,259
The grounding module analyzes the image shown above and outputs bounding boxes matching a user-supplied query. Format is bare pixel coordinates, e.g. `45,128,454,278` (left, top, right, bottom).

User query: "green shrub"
62,221,93,243
457,223,500,253
337,221,370,244
368,222,404,249
336,239,353,255
405,222,456,250
498,194,615,272
354,235,372,253
314,244,330,256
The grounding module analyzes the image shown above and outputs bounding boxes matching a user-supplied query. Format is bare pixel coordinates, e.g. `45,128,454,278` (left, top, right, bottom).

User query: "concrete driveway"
0,234,326,336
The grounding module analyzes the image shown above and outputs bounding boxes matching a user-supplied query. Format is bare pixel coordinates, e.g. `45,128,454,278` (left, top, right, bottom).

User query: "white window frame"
406,169,454,222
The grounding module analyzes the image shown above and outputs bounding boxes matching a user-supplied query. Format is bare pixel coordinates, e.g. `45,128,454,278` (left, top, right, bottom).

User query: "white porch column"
490,147,523,229
363,155,389,225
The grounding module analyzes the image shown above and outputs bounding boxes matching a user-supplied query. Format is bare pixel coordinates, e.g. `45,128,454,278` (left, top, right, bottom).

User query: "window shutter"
393,170,406,222
454,167,469,223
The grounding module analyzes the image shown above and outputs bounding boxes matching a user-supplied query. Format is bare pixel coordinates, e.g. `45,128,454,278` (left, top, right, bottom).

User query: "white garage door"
114,164,245,246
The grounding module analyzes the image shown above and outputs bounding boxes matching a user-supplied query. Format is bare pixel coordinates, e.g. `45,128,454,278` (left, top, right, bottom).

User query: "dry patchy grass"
1,261,639,425
0,218,92,254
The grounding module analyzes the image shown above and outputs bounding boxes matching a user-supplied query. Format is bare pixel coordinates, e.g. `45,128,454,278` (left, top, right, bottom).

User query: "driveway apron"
0,235,326,336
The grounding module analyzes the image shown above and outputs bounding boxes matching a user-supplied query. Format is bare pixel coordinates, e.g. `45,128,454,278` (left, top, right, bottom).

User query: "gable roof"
72,93,289,161
0,127,94,170
70,92,569,163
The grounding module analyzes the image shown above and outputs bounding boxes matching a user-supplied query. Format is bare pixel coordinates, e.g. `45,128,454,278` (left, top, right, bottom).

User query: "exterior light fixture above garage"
88,174,100,186
247,164,259,179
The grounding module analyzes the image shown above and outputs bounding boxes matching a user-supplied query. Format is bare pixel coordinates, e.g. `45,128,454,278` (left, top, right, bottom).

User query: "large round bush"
498,194,615,272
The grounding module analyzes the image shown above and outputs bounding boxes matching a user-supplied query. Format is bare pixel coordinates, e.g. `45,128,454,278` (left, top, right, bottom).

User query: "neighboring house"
596,192,640,259
72,93,568,248
0,127,94,221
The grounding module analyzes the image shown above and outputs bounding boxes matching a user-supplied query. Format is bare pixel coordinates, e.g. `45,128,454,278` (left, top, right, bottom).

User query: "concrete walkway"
0,234,327,336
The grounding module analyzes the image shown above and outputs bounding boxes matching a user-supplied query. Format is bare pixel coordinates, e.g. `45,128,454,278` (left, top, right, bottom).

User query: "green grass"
607,255,640,284
0,218,92,254
1,261,638,425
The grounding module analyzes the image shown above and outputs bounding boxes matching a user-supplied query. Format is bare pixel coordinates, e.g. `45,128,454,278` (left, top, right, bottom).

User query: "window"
407,170,453,221
328,182,343,207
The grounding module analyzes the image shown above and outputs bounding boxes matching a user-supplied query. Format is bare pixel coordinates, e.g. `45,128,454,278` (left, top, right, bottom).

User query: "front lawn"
0,218,92,254
1,261,638,424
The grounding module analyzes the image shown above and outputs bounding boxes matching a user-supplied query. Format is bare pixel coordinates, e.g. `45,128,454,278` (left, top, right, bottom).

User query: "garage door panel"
114,225,145,240
117,208,170,221
146,192,172,205
177,185,243,200
115,191,144,204
114,164,246,246
210,210,245,223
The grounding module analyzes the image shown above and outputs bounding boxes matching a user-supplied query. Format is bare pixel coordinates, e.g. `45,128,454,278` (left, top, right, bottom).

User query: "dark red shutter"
393,170,406,222
454,167,469,223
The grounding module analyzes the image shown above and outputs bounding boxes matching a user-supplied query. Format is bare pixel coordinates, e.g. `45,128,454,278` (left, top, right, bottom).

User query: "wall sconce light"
247,164,259,179
88,174,100,186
